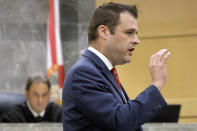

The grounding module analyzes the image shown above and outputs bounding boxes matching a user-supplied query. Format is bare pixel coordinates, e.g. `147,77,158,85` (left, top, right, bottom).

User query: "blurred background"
0,0,197,123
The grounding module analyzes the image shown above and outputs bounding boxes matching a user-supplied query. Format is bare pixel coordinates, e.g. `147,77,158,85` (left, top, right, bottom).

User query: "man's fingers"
150,54,155,66
162,51,171,64
156,49,168,56
150,49,168,65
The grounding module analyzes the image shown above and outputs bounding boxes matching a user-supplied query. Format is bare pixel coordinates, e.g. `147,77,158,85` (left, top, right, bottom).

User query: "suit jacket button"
157,104,162,109
152,105,161,112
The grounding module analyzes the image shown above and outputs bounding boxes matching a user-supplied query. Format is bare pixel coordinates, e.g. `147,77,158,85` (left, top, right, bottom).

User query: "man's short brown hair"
25,75,51,91
88,2,138,43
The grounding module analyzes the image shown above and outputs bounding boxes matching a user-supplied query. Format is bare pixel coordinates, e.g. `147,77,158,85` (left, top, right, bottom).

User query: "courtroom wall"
1,0,197,123
0,0,95,93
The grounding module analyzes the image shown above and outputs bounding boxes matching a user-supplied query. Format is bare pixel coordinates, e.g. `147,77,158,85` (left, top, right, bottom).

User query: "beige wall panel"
117,36,197,99
137,0,197,37
96,0,197,37
180,118,197,123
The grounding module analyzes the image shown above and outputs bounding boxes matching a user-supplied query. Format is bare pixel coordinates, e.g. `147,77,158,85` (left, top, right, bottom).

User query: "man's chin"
125,58,131,64
118,60,131,65
35,108,45,113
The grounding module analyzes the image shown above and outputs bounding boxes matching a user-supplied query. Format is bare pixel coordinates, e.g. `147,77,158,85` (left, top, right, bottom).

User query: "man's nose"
38,96,43,103
133,35,140,45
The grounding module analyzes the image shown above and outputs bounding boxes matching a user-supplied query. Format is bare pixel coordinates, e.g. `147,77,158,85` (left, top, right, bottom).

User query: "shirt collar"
27,101,46,117
88,46,113,70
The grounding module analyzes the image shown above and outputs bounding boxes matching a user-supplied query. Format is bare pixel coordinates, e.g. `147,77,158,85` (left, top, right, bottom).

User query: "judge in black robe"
0,75,62,123
0,101,62,122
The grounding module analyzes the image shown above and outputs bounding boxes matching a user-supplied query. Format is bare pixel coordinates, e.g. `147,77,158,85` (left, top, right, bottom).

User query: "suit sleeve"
67,66,167,131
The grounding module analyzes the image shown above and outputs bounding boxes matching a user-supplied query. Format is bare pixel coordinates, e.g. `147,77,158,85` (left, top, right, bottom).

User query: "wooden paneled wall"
96,0,197,123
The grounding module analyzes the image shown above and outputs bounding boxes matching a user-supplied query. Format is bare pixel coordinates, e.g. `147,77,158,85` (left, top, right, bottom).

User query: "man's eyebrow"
126,28,138,34
43,92,48,95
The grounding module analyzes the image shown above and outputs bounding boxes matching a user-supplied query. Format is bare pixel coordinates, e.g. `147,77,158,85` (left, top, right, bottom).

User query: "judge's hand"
149,49,171,91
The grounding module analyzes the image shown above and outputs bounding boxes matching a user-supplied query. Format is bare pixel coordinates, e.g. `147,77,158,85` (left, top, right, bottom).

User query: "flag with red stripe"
47,0,65,105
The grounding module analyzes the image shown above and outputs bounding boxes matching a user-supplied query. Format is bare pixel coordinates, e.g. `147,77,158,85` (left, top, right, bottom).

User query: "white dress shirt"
88,46,113,70
27,101,46,117
88,46,127,103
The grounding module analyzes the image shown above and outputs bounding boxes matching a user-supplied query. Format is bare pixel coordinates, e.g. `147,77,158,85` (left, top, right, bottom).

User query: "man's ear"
49,89,51,96
97,25,110,40
24,90,28,99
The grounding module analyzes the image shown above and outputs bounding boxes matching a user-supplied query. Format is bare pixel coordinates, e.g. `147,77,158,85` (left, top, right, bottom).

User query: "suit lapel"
121,84,129,101
82,50,128,104
102,68,128,104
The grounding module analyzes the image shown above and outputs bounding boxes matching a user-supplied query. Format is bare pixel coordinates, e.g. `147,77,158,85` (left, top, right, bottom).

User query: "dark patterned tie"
35,116,42,122
111,68,122,90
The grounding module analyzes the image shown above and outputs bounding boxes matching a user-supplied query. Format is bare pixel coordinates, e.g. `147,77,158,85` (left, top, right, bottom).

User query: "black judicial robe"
0,102,62,122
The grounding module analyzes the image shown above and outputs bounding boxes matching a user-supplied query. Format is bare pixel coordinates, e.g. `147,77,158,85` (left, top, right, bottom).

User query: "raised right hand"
149,49,171,91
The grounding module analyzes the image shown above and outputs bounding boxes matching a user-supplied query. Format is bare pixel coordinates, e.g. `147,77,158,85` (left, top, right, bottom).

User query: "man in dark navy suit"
62,2,171,131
